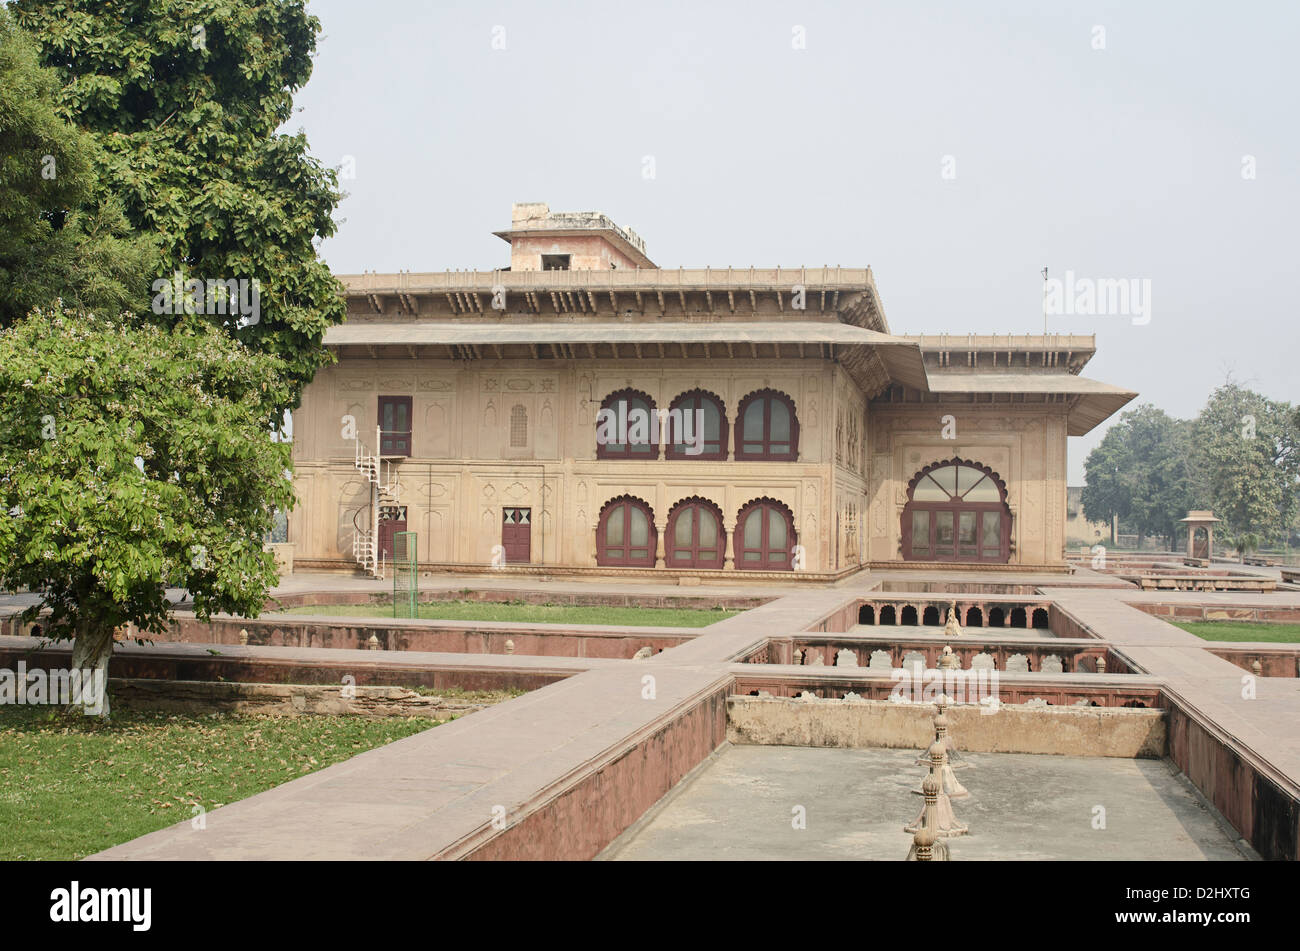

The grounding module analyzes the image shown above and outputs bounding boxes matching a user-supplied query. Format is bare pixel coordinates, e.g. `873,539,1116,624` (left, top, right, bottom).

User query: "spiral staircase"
351,427,401,579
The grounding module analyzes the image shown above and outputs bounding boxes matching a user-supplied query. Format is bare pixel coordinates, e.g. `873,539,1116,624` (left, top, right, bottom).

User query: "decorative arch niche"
901,458,1011,563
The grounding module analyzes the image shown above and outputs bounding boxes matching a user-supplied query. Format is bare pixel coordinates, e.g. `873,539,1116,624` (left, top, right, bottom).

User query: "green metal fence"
392,531,418,619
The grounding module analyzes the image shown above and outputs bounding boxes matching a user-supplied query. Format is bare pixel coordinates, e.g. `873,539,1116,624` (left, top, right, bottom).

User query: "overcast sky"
291,0,1298,483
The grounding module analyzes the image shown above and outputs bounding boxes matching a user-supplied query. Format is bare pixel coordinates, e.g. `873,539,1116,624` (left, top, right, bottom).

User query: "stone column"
723,518,736,570
654,521,666,568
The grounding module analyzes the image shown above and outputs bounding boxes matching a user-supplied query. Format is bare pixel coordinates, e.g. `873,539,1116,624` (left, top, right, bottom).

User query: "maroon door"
502,508,531,564
378,506,407,560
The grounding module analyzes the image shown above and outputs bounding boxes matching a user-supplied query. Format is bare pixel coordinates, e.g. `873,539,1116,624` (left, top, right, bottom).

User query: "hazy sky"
290,0,1299,482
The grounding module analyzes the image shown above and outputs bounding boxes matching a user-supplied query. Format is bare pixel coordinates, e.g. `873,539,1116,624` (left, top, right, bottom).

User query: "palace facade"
286,203,1136,578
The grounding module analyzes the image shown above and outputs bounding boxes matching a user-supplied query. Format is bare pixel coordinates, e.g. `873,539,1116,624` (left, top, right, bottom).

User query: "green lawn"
1169,621,1300,643
272,599,741,627
0,707,433,860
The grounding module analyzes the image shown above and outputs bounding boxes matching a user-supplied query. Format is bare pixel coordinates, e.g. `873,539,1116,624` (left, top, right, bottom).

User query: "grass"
409,685,527,701
0,706,433,860
271,599,741,628
1168,621,1300,643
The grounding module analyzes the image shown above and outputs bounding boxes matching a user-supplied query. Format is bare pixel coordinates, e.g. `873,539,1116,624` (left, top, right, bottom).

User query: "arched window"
902,459,1011,563
665,498,725,569
596,496,656,567
509,404,527,447
734,390,798,461
596,389,658,459
666,390,726,460
734,498,796,571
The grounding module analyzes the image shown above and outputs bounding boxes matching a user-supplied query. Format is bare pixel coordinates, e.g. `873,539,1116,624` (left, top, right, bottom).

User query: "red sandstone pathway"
64,571,1300,860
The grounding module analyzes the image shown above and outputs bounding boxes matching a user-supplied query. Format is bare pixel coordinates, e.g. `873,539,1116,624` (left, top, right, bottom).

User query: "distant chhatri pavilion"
287,203,1137,578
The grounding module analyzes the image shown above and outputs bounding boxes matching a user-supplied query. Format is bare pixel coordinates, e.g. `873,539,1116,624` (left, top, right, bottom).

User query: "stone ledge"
726,695,1166,758
111,678,491,719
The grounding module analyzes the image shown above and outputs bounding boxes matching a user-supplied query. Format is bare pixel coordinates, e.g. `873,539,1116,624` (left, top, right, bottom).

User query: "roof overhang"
323,321,929,397
923,372,1137,435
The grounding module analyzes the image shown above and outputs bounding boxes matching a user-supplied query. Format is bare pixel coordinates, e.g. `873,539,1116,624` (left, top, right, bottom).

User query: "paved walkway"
7,567,1291,860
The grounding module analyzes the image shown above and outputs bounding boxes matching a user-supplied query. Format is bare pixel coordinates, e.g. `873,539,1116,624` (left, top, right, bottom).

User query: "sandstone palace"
286,203,1137,579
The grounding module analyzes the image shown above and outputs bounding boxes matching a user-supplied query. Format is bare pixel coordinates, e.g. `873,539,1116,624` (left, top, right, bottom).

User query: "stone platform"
600,745,1250,861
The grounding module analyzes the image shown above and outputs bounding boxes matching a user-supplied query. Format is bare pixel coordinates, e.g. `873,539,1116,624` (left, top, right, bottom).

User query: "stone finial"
1251,659,1262,676
906,770,950,861
792,648,803,665
906,741,968,837
914,717,970,796
632,646,653,660
505,639,515,655
938,645,960,670
943,602,963,637
366,634,381,651
1095,655,1107,674
916,697,970,769
238,629,249,646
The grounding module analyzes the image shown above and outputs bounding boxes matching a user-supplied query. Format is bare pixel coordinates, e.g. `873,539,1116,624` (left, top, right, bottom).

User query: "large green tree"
1081,423,1132,544
0,7,153,324
11,0,345,407
1192,383,1300,555
1081,404,1198,548
0,304,296,716
1122,406,1196,548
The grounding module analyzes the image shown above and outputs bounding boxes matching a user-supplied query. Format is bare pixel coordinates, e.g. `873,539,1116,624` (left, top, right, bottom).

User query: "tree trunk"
68,618,115,717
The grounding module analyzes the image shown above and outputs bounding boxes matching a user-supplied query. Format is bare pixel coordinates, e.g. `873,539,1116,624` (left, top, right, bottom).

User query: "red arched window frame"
665,497,726,569
734,498,797,571
734,389,798,461
595,496,657,567
596,389,658,459
665,390,727,460
901,459,1012,564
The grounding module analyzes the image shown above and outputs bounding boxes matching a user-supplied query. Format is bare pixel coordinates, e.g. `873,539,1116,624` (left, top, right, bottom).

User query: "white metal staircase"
351,426,401,579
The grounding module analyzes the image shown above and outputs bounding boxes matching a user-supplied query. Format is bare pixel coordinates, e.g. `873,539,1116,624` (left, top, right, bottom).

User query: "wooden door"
502,507,531,564
378,506,407,560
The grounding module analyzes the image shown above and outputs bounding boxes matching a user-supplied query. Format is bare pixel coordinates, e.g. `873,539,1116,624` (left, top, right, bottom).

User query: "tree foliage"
10,0,345,407
0,7,153,325
1193,383,1300,549
0,304,296,714
1083,387,1299,553
1081,423,1131,541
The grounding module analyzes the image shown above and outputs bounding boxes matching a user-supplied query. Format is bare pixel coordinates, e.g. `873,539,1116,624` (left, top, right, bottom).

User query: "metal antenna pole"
1042,266,1048,336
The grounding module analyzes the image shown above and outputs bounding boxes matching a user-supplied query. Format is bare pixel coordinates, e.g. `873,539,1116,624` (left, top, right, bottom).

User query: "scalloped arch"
905,458,1009,504
668,388,727,415
599,387,656,410
597,493,656,525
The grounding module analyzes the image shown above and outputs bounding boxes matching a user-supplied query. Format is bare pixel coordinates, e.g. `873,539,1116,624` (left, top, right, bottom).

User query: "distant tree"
0,8,152,325
1123,407,1197,549
1082,405,1199,550
0,305,295,716
1192,383,1300,556
1081,421,1134,545
11,0,345,413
